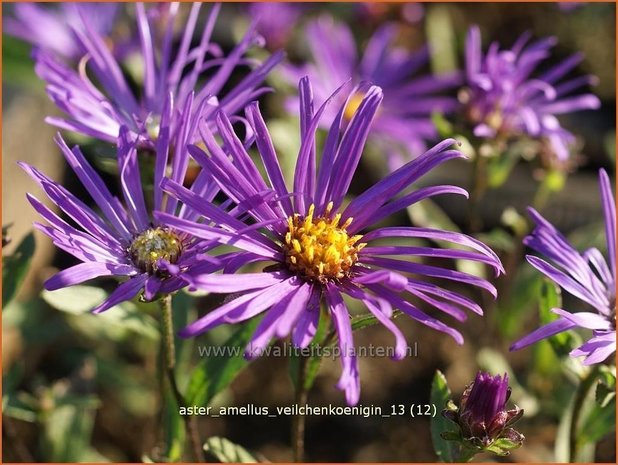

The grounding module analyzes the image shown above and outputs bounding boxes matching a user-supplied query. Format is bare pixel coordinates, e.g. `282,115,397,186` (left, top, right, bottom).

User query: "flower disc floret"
129,227,183,275
284,203,365,284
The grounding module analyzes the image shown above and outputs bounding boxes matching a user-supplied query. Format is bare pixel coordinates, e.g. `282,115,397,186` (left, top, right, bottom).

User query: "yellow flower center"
344,92,366,122
284,203,365,283
129,227,183,275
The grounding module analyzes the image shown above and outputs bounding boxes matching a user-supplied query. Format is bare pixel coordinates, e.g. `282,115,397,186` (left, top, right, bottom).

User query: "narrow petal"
510,316,576,351
179,279,299,337
92,275,148,314
599,169,616,278
45,262,135,291
184,272,288,294
366,283,464,345
353,269,408,291
551,309,612,331
291,287,321,348
343,284,408,360
325,284,361,406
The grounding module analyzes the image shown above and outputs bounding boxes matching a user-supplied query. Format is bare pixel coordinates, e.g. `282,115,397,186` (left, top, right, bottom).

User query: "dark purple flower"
157,77,503,405
283,16,461,169
443,372,524,454
463,25,601,161
248,2,305,50
3,2,118,61
20,94,222,313
511,169,615,365
33,3,283,145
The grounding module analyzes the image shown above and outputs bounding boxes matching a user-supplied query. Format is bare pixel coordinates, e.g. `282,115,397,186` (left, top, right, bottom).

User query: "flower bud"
442,372,524,457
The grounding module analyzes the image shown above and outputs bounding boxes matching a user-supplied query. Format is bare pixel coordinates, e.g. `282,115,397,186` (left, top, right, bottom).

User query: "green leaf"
596,366,616,407
538,280,577,358
41,394,99,461
2,35,43,91
493,265,541,339
351,310,402,332
2,231,35,306
425,5,458,74
42,285,159,340
487,149,519,188
577,396,616,446
42,285,108,314
432,112,454,139
186,319,259,407
430,370,458,462
162,388,185,462
203,436,258,463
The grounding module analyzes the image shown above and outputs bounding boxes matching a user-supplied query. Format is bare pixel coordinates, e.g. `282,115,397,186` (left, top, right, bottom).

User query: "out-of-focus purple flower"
401,3,425,24
463,25,601,161
33,3,283,146
283,16,461,169
558,2,584,12
157,77,503,405
511,169,616,365
443,372,524,455
3,2,118,61
248,2,305,50
20,94,223,313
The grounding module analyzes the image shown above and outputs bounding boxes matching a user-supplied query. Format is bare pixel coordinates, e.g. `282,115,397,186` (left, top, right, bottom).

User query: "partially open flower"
443,372,524,457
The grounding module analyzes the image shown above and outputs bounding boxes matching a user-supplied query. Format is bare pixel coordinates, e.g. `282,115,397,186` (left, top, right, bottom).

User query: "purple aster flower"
3,2,118,61
248,2,305,50
157,77,504,405
283,16,461,169
511,169,616,365
20,94,222,313
33,2,283,145
443,372,524,454
463,25,601,161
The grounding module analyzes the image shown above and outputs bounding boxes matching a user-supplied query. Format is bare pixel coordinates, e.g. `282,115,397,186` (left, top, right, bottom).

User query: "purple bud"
443,371,524,454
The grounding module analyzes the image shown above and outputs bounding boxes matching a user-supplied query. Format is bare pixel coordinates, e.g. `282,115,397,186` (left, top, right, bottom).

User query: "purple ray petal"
92,275,148,314
510,316,577,351
325,284,361,406
179,278,299,337
45,262,135,291
551,309,613,331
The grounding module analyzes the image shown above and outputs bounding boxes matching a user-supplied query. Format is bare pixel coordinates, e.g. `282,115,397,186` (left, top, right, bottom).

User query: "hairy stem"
569,365,600,461
292,355,309,462
160,294,205,462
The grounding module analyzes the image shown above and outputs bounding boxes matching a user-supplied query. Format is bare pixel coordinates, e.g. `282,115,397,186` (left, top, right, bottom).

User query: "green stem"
497,173,560,301
292,355,309,462
468,154,488,233
160,295,205,463
569,365,600,462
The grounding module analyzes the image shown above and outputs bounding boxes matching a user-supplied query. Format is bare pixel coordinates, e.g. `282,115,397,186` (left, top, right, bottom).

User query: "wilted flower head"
20,94,221,313
4,2,118,61
158,77,503,405
443,372,524,456
511,169,615,365
463,25,600,161
283,16,460,169
33,2,282,145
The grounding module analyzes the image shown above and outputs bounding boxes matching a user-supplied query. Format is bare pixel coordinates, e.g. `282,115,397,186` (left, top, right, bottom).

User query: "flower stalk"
159,294,205,462
292,355,310,462
569,365,601,461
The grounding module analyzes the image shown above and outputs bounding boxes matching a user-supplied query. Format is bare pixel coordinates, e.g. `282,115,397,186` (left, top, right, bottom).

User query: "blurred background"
2,2,616,462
